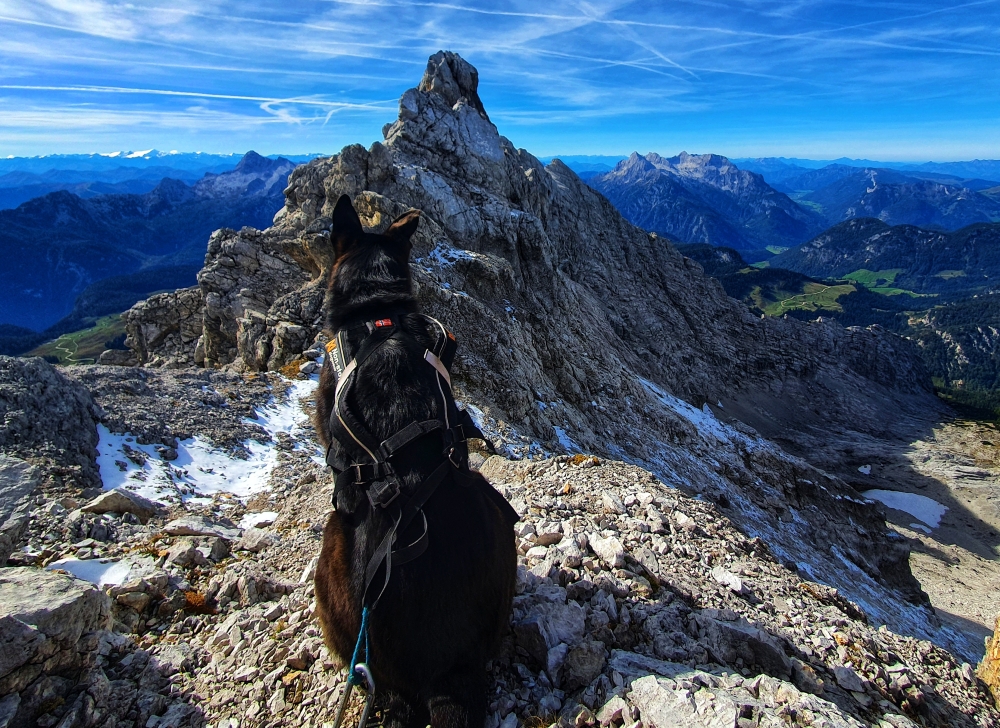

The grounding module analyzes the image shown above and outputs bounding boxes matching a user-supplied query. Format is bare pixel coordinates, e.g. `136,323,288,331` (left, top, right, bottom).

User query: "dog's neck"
327,294,418,332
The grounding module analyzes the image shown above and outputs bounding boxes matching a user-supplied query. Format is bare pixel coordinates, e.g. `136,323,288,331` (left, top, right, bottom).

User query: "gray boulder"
0,568,111,695
693,609,792,678
234,527,274,553
0,357,101,490
0,515,27,568
162,515,240,541
81,488,165,524
0,456,38,525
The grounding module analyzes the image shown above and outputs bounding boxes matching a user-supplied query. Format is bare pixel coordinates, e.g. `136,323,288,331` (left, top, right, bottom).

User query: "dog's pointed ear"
385,209,420,244
331,194,363,240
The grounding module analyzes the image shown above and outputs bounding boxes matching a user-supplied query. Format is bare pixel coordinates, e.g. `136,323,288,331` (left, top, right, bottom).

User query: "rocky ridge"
0,360,997,726
121,51,967,654
3,49,995,727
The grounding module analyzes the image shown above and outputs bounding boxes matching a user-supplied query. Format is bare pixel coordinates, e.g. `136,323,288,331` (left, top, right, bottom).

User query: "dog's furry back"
313,196,516,728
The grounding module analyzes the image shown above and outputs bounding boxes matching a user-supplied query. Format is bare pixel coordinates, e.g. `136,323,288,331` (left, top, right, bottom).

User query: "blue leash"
348,607,371,686
332,607,376,728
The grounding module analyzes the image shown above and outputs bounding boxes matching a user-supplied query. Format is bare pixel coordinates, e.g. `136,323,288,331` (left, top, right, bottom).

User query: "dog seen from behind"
314,195,518,728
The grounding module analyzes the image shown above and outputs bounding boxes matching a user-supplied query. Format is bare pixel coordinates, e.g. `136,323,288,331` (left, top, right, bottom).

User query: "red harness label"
374,318,394,328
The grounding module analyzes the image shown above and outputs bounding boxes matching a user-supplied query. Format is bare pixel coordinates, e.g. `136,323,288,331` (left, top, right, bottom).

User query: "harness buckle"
367,478,401,509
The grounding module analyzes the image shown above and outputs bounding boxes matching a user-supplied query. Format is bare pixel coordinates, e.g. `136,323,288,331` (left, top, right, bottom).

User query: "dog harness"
323,312,513,608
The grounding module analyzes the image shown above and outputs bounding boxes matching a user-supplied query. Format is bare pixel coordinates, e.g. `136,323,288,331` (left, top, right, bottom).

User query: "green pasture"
762,282,856,315
28,314,126,365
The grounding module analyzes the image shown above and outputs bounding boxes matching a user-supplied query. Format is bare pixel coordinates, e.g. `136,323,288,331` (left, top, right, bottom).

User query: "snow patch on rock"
863,489,948,528
95,378,317,504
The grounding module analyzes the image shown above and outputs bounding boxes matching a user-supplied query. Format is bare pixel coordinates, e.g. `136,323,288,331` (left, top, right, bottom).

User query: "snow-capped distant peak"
126,149,154,158
99,151,123,158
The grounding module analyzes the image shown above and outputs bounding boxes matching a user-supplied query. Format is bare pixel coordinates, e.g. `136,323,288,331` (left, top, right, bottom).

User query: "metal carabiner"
330,680,355,728
329,663,377,728
354,663,376,728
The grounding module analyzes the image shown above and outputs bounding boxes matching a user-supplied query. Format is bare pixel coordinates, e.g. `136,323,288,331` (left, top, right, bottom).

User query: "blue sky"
1,1,998,160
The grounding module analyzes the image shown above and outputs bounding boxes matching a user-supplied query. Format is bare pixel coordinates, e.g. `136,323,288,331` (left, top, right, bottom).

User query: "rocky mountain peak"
380,51,510,200
193,152,294,199
648,151,738,179
123,50,985,667
614,153,658,176
233,150,286,175
417,50,490,121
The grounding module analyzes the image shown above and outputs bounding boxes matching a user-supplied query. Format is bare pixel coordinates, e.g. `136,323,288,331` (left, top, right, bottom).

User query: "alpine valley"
0,152,311,357
2,51,1000,728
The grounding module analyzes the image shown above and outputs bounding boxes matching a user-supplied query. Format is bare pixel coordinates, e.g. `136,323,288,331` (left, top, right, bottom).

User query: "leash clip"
354,663,376,728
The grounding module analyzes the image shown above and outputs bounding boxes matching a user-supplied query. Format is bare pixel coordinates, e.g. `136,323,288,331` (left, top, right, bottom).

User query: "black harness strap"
323,312,506,610
376,419,443,461
361,460,451,607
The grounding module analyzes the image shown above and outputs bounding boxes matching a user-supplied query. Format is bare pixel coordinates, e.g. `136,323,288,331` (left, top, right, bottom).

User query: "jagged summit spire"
418,51,489,121
381,50,505,192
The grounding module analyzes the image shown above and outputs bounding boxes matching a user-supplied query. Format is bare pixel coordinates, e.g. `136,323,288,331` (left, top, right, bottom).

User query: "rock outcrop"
117,51,970,655
0,568,207,728
980,614,1000,704
0,356,101,492
121,287,205,368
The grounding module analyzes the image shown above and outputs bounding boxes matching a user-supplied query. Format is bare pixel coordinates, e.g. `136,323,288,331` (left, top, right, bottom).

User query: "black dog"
314,195,517,728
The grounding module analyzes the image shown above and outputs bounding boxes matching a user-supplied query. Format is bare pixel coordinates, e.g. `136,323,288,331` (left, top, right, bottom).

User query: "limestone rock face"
199,227,314,370
123,52,945,646
0,568,111,694
0,357,101,491
122,286,205,368
417,50,490,120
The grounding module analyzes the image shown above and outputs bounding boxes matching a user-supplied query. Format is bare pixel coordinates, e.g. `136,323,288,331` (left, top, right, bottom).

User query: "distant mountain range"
733,157,1000,183
0,149,318,174
544,153,1000,247
0,151,296,331
586,152,825,253
0,150,319,210
779,166,1000,230
770,217,1000,295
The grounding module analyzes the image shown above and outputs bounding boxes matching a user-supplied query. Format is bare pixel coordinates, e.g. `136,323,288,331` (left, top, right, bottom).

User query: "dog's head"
325,194,421,327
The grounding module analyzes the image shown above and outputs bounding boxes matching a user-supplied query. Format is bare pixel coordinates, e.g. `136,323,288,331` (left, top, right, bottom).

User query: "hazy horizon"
2,150,997,167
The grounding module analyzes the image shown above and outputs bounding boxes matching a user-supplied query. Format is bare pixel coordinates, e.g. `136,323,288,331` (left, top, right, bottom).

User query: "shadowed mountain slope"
771,218,1000,295
587,152,826,253
0,153,294,331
